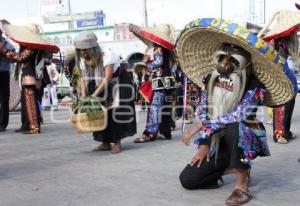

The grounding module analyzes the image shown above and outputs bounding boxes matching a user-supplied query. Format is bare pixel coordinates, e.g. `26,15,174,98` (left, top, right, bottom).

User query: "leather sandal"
225,188,253,206
277,137,288,144
134,134,156,143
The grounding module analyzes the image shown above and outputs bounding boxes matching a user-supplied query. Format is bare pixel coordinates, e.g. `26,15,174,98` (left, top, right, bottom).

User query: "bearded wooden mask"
207,44,252,119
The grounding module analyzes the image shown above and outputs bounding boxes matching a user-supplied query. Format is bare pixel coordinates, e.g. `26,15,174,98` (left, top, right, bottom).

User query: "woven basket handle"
72,105,80,115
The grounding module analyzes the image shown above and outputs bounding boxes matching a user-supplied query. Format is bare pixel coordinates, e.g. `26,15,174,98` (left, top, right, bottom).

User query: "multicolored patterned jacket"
194,85,271,165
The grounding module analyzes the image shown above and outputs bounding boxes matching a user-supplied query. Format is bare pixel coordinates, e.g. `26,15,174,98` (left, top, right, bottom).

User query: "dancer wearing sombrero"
177,18,295,205
129,24,177,142
258,9,298,144
0,22,59,134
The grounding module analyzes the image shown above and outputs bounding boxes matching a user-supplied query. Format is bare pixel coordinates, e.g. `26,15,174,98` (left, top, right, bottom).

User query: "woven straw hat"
176,18,294,107
0,21,59,52
129,24,175,51
262,10,300,42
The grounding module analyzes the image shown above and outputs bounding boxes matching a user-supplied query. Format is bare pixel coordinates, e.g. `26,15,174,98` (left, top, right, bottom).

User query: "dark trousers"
283,96,296,139
159,90,173,139
20,88,29,130
0,71,10,129
179,123,249,190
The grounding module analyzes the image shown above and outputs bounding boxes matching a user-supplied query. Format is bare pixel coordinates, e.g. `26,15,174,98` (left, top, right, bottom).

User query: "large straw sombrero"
129,24,175,51
262,10,300,42
0,21,59,52
176,18,294,107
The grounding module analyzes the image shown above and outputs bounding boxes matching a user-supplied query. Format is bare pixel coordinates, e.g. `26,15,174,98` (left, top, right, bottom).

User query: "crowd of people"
0,3,300,206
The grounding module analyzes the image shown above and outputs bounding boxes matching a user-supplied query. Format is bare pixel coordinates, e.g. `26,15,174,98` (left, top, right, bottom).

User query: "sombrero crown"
261,10,300,42
129,24,175,51
176,18,294,107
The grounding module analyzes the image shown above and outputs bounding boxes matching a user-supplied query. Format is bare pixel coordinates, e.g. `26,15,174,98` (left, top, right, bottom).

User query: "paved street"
0,96,300,206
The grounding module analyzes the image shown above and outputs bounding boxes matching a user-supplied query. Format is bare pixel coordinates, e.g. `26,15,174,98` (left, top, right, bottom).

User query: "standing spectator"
0,25,15,132
43,63,59,110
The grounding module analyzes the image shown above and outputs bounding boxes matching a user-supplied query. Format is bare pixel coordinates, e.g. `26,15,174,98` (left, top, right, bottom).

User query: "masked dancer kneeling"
177,18,295,206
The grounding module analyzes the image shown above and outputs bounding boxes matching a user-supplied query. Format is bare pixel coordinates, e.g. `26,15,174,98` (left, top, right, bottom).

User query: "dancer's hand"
143,55,151,63
0,42,6,53
189,145,210,167
182,123,203,146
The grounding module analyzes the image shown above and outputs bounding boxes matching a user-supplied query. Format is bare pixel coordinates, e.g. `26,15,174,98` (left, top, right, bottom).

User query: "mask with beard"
207,44,251,119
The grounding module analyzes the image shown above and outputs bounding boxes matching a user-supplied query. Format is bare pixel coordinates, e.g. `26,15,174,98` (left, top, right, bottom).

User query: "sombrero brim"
1,23,59,52
176,18,294,107
263,10,300,42
129,24,175,51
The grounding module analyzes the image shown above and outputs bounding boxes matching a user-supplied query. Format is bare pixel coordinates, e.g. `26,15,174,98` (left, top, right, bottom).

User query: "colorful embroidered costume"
195,87,270,165
143,46,175,139
3,47,41,134
129,24,177,142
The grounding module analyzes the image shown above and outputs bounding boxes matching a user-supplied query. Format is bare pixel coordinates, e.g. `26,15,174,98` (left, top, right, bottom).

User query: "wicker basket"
71,106,107,133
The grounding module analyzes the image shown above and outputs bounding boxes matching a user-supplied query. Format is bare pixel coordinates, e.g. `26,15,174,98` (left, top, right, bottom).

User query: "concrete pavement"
0,96,300,206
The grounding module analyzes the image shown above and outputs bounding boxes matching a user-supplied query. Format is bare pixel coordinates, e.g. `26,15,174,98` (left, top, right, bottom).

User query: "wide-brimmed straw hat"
262,10,300,42
176,18,294,107
0,21,59,52
129,24,175,51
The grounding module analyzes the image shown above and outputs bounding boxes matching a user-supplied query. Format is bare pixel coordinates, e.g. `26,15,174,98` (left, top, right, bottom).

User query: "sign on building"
76,18,104,28
41,0,70,16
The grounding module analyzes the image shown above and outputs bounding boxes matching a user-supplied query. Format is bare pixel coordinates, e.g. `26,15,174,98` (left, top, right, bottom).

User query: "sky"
0,0,299,29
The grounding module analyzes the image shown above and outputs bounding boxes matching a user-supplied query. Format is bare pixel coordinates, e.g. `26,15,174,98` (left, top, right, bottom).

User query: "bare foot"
234,169,251,192
92,143,111,152
111,143,121,154
111,140,122,154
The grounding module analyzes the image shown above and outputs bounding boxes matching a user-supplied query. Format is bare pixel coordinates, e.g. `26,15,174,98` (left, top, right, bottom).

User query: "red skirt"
139,81,153,103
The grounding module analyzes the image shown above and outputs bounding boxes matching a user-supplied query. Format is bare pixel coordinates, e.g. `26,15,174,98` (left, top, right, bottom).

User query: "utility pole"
249,0,254,23
66,0,73,30
143,0,149,27
263,0,266,24
220,0,223,19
